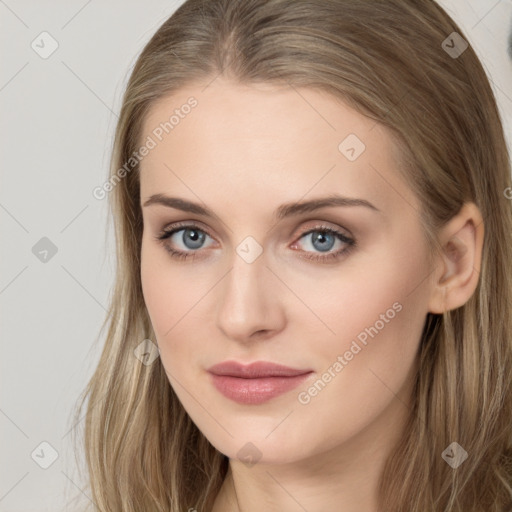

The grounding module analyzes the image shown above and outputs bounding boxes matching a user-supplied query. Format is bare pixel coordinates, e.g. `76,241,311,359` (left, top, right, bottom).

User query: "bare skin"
138,78,484,512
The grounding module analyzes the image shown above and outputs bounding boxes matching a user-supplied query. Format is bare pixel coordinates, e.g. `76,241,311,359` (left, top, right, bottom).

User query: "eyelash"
154,222,356,263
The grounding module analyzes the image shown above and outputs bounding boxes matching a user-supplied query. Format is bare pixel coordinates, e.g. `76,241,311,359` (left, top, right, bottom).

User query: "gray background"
1,1,511,511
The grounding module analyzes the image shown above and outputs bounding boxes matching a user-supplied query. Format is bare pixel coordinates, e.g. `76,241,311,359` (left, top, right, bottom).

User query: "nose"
215,249,286,344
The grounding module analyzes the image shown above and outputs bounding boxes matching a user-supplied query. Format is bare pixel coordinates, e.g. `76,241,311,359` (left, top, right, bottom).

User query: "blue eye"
155,225,213,261
292,226,356,262
174,228,207,250
154,223,356,262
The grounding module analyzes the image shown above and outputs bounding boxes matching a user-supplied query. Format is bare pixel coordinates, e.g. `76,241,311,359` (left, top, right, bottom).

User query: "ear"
428,202,485,314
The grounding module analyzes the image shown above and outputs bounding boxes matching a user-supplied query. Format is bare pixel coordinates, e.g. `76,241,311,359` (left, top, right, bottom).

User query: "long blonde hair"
72,1,512,510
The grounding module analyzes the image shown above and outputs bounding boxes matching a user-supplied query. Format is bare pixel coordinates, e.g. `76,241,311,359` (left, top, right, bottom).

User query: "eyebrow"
142,193,381,219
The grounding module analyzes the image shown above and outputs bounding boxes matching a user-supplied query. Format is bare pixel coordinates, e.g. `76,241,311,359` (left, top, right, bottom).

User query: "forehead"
139,79,419,217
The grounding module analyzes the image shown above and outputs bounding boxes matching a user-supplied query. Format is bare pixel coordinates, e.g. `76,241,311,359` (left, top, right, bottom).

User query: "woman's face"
139,78,435,465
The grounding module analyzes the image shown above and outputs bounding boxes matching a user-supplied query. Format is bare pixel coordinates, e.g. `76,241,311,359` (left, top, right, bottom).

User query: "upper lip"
207,361,313,378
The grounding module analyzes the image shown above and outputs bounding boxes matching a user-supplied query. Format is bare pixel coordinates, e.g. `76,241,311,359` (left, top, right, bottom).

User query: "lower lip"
208,372,313,405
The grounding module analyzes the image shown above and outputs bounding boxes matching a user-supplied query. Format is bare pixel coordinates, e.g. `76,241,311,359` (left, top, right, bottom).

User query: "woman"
74,0,512,510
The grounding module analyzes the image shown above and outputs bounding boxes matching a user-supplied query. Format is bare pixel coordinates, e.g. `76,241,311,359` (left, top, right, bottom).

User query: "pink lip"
207,361,313,405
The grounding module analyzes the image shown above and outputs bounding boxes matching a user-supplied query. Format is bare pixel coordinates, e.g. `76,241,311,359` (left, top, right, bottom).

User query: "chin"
203,428,313,467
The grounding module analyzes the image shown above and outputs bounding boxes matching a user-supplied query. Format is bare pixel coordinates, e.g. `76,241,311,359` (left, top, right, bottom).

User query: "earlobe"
428,203,484,314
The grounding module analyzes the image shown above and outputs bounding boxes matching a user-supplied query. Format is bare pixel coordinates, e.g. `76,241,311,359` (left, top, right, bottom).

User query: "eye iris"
182,229,205,249
311,231,335,252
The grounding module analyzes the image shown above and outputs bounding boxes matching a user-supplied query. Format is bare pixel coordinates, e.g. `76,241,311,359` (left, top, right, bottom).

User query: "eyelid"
157,219,352,245
293,220,352,239
158,220,217,241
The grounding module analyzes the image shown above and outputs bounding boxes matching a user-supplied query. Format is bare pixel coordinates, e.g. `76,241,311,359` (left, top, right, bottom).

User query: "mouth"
207,360,314,405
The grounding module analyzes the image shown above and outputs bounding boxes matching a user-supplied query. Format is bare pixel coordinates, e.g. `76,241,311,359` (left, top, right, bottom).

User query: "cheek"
141,244,168,332
292,234,429,346
278,242,430,456
140,241,211,365
141,242,184,341
301,235,430,405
